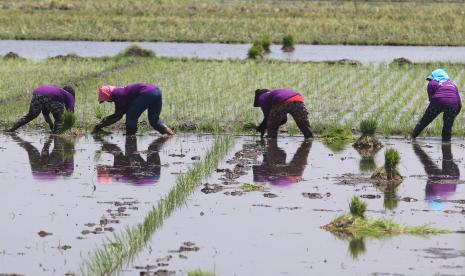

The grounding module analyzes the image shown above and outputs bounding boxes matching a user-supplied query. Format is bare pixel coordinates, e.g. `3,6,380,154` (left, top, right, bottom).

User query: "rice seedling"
261,37,272,53
239,183,264,192
281,34,295,52
80,134,235,275
62,110,76,132
359,119,378,137
116,45,156,59
384,148,401,180
349,196,367,218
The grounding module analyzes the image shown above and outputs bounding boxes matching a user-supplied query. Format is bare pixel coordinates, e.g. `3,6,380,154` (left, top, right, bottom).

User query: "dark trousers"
10,94,64,133
125,88,166,135
267,102,314,139
412,104,461,141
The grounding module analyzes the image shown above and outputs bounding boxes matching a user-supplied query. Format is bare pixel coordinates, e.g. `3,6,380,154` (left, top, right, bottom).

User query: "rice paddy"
2,55,465,137
1,1,465,46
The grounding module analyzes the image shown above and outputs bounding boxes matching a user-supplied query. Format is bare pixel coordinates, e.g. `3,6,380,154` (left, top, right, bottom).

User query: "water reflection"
95,135,169,185
253,140,311,186
349,238,366,259
9,134,75,180
413,143,459,211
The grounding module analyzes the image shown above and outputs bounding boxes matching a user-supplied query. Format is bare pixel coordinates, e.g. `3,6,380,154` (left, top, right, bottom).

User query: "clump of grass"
353,119,383,157
188,269,216,276
323,198,449,240
282,34,295,52
247,42,265,59
62,110,76,132
118,45,156,58
80,135,234,275
261,37,272,53
349,196,367,218
239,183,264,192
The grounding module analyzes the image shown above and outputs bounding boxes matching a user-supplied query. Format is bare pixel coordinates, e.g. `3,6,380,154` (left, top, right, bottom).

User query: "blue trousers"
126,88,166,134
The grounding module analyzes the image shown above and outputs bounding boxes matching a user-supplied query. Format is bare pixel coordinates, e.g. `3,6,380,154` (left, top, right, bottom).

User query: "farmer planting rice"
411,69,462,142
93,83,174,135
6,85,75,133
254,88,313,139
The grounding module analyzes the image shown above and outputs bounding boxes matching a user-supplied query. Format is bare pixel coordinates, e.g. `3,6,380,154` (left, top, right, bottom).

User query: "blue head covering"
427,68,450,83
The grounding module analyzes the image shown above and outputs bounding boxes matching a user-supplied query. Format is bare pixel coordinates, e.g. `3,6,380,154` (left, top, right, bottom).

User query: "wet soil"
124,136,465,276
0,132,215,275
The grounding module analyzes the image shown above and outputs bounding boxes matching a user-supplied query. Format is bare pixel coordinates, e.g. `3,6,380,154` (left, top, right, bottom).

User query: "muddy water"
123,136,465,276
0,132,214,275
2,40,465,65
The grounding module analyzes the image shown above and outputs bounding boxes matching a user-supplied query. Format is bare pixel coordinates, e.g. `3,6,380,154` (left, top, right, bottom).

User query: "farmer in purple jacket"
411,69,462,141
93,83,174,135
7,85,75,133
254,89,313,139
413,143,459,211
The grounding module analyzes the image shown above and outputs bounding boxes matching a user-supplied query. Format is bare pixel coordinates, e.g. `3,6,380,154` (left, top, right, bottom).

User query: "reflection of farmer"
413,143,459,211
7,85,75,133
96,135,168,185
254,89,314,139
253,140,311,185
93,83,174,135
411,69,462,142
10,134,75,180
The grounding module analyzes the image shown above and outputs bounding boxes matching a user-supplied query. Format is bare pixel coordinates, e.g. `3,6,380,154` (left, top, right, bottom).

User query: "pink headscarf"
98,85,115,103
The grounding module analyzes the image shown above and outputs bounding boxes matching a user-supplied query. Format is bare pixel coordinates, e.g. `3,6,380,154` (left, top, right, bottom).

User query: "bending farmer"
7,85,75,133
254,89,313,139
93,83,174,135
411,69,462,141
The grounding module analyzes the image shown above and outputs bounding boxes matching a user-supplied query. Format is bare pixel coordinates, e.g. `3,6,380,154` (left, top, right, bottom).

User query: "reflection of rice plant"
384,148,400,180
188,270,216,276
360,119,378,137
62,110,76,132
349,238,366,259
359,157,376,172
282,34,295,52
349,196,367,218
384,187,399,210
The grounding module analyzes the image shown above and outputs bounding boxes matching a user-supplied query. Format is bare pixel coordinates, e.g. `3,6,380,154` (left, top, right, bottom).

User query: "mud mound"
390,57,412,66
371,167,403,187
353,136,383,157
3,51,25,60
122,45,156,58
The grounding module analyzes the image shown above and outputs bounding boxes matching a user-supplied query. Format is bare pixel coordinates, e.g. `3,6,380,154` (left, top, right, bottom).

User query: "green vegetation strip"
323,197,448,240
1,0,465,45
323,214,448,239
2,56,465,137
80,134,234,275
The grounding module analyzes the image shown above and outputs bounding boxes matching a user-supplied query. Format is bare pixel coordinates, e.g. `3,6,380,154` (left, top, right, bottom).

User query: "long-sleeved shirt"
256,89,303,133
427,80,461,108
111,83,158,114
33,85,75,112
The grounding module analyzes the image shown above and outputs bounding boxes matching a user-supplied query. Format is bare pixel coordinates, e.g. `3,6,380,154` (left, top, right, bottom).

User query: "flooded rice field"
1,133,465,275
2,40,465,65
